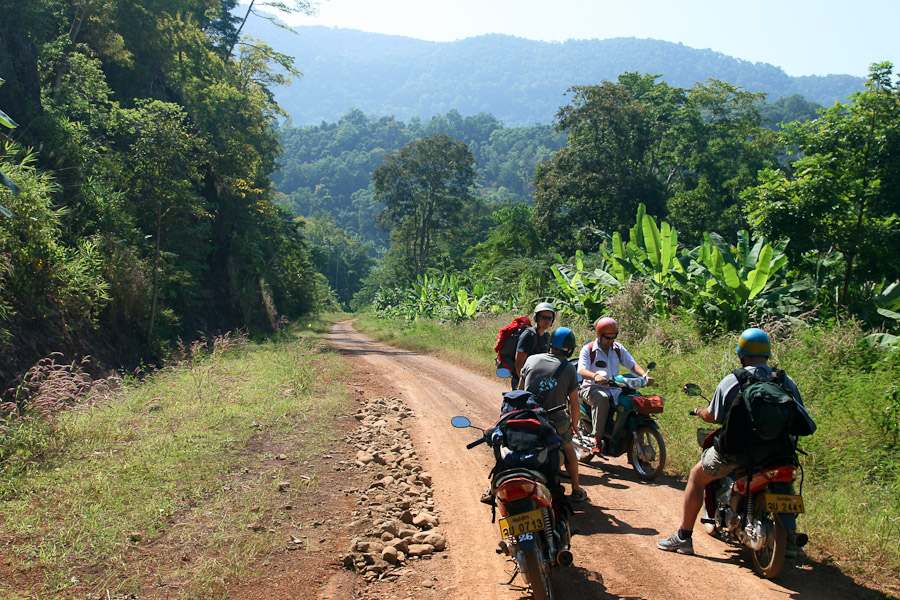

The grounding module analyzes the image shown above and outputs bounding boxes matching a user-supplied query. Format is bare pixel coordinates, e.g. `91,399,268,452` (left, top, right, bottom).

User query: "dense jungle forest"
0,0,326,385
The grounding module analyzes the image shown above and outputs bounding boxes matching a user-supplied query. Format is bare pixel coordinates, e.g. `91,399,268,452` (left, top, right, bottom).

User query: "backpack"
488,408,562,479
494,316,537,370
714,368,805,465
588,340,622,366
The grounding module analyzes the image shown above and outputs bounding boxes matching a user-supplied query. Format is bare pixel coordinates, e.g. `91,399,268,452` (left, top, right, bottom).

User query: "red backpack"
494,316,535,370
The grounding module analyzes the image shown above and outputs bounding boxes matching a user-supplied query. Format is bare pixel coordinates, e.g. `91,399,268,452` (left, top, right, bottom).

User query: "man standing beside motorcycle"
576,317,654,456
657,328,815,556
520,327,588,502
512,302,556,390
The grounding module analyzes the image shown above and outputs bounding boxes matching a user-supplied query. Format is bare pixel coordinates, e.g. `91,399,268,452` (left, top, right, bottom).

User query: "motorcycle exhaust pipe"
794,533,808,547
557,549,574,566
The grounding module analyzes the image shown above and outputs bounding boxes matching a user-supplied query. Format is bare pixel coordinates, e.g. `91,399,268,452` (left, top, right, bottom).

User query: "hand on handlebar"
688,408,697,416
645,375,655,386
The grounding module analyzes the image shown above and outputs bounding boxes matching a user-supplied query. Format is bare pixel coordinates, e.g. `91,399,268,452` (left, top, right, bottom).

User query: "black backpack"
715,368,802,465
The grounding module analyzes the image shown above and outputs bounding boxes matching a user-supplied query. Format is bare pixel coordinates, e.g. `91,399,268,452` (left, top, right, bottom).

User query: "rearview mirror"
451,416,471,428
682,383,703,397
646,361,657,371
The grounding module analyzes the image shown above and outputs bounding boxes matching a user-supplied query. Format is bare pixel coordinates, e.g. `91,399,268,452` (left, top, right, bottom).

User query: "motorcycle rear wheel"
521,539,554,600
627,426,666,480
749,503,786,579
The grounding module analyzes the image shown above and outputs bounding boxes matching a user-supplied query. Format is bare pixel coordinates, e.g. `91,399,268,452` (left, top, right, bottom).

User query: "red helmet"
595,317,618,338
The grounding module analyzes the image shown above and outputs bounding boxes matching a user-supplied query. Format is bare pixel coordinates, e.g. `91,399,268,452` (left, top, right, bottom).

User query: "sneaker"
590,446,603,456
657,532,694,555
480,487,494,505
569,487,589,502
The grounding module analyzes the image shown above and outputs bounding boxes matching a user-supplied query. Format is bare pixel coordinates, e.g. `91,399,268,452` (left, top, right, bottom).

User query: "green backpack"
715,368,798,462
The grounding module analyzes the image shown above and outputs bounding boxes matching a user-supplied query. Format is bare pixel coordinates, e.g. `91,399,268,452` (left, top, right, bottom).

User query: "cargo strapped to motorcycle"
631,394,664,414
486,407,563,521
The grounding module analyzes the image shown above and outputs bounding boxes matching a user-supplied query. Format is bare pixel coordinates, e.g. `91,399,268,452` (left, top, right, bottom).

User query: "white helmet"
533,302,556,322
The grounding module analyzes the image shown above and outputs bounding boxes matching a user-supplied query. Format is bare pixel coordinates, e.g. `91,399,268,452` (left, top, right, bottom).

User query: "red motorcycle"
452,405,572,600
685,383,808,578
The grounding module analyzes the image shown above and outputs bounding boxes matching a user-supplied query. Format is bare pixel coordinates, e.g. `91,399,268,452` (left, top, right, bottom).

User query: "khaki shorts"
546,409,573,445
700,445,740,479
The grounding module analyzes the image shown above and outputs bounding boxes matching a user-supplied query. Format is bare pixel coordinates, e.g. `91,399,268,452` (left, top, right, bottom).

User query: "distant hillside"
243,22,865,126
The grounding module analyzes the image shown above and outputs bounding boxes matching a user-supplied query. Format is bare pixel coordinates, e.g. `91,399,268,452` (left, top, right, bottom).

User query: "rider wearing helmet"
520,326,587,502
577,317,653,456
658,328,815,556
512,302,556,390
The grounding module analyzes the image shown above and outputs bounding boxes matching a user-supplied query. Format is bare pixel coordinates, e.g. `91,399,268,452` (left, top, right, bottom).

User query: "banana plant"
604,204,688,315
865,280,900,351
551,250,620,323
682,231,809,329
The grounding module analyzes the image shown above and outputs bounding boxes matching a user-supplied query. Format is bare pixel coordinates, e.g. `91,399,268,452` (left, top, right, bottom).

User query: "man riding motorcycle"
576,317,653,456
657,328,816,556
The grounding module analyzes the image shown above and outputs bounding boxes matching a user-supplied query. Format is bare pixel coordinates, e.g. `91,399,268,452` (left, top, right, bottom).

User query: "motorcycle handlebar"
466,437,487,449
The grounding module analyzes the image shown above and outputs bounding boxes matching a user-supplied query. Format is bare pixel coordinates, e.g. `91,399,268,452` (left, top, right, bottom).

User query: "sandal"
570,487,589,502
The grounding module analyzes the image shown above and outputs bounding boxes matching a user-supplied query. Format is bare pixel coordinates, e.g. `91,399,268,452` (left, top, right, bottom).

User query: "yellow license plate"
764,493,805,514
499,509,546,537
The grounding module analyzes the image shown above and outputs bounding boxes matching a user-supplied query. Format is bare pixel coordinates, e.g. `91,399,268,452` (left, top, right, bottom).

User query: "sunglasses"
537,314,554,321
600,333,618,340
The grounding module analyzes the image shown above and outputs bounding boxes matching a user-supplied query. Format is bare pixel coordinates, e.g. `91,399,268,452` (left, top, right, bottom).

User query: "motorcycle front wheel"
749,502,786,579
521,539,554,600
627,425,666,480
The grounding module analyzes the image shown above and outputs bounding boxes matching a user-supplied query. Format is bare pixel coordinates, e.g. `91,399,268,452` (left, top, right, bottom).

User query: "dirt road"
327,320,882,600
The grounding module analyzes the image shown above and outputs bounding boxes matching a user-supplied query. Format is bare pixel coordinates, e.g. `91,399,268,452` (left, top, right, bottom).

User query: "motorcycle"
451,405,572,600
683,382,808,579
571,361,667,480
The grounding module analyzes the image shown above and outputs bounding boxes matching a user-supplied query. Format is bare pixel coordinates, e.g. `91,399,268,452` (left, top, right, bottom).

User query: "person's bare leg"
681,461,715,531
563,443,580,491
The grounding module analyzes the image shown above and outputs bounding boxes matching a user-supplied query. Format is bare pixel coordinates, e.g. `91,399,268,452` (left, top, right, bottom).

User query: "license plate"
499,509,546,537
764,493,805,514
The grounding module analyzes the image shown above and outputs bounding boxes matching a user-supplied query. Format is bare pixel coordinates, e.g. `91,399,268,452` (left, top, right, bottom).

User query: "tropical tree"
373,134,477,280
743,62,900,308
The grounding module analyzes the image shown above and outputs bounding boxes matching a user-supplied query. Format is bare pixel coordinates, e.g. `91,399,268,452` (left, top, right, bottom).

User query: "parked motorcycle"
452,405,572,600
571,361,667,480
684,382,807,579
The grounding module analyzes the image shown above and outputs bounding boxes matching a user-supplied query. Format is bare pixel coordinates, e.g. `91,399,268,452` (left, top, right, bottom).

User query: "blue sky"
272,0,898,78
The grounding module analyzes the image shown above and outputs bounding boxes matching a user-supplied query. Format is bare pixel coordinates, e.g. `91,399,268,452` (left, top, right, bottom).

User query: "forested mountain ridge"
242,22,865,126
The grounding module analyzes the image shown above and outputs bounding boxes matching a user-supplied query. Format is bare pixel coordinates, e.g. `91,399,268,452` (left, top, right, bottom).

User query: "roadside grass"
354,310,900,589
0,314,350,599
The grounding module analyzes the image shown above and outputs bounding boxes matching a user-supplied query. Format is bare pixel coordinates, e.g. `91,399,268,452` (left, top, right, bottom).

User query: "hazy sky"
272,0,898,78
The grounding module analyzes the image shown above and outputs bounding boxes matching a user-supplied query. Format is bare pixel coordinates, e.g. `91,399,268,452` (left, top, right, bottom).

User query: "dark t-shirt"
516,328,550,358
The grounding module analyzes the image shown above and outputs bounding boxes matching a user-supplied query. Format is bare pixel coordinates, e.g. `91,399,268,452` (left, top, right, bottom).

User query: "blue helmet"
550,327,576,358
736,328,771,358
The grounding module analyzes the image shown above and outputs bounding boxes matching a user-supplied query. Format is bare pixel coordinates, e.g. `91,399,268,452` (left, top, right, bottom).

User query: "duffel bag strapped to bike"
631,394,665,414
501,389,541,414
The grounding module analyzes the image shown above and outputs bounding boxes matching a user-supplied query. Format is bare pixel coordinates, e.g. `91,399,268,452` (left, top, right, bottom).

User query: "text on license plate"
499,509,545,537
764,493,805,514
